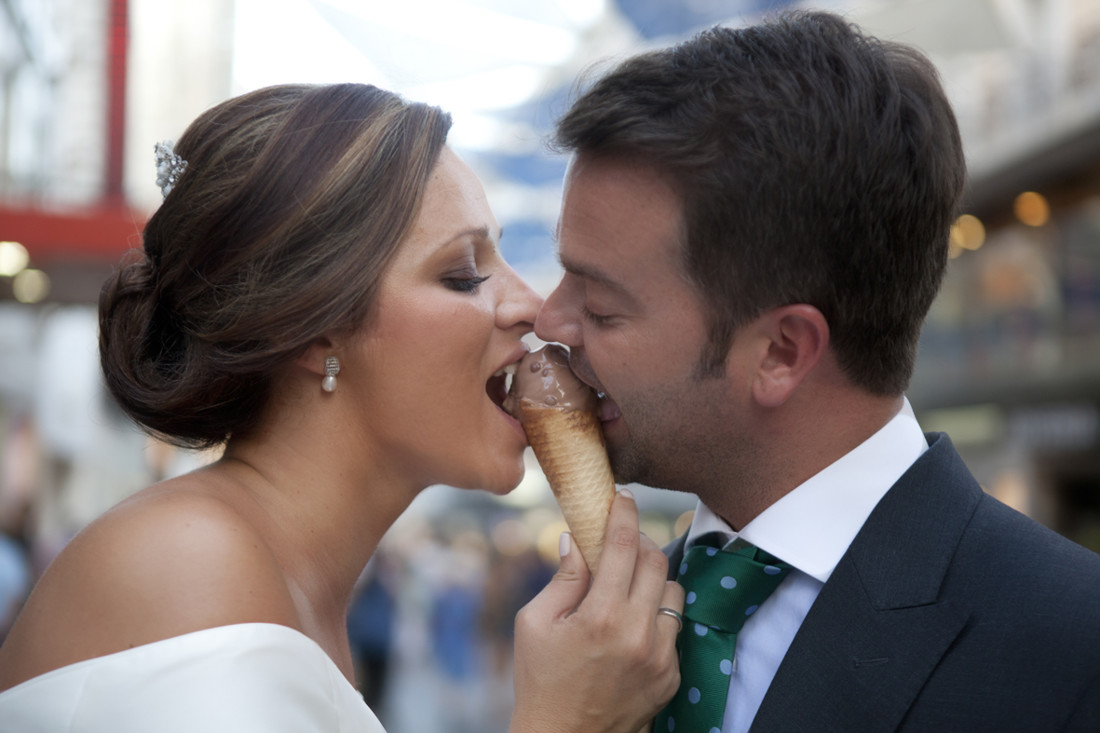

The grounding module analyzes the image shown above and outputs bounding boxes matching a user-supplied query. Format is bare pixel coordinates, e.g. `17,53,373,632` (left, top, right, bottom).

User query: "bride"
0,83,682,732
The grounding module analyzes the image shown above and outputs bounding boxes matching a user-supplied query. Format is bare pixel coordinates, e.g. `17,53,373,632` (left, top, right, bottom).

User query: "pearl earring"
322,356,340,393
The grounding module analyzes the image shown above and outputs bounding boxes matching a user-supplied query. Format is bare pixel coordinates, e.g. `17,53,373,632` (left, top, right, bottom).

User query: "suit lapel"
750,434,979,732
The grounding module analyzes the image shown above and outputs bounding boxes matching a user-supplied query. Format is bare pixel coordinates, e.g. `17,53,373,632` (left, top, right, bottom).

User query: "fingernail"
559,531,572,557
619,488,635,500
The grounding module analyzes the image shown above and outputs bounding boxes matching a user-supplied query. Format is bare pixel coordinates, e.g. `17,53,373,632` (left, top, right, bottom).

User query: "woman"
0,84,682,732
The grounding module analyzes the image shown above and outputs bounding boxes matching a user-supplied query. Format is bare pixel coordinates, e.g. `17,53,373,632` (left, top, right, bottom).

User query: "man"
535,10,1100,732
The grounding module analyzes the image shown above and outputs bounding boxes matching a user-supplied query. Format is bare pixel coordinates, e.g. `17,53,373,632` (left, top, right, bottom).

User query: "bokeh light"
949,214,986,257
12,268,50,303
0,240,30,276
1014,191,1051,227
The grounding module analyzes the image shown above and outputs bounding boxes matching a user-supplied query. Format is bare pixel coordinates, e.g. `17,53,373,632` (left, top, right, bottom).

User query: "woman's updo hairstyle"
99,84,452,449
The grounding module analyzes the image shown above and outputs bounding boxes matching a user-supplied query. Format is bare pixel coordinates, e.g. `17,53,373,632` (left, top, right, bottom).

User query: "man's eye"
444,275,490,293
581,304,614,326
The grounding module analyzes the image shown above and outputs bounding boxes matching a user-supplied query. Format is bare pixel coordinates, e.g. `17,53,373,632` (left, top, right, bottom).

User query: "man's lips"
566,350,602,394
567,351,621,424
597,394,622,423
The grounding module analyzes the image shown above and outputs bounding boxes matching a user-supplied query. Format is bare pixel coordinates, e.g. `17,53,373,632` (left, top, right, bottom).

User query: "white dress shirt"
682,399,929,733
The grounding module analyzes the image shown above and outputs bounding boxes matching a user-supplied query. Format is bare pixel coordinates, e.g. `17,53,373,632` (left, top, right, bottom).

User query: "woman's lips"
487,363,517,411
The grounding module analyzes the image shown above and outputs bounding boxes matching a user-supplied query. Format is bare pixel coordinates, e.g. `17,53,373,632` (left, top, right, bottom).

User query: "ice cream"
505,344,616,573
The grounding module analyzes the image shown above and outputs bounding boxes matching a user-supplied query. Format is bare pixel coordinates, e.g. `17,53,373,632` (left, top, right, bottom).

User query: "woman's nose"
497,266,543,331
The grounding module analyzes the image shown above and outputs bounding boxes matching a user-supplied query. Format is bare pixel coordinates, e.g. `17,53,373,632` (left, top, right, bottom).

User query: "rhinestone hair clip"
154,140,188,198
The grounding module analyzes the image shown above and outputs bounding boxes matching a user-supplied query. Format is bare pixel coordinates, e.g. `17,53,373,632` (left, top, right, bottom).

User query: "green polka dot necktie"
655,537,791,733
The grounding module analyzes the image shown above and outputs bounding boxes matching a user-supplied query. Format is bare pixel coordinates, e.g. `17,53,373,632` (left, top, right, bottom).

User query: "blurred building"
0,0,235,566
892,0,1100,552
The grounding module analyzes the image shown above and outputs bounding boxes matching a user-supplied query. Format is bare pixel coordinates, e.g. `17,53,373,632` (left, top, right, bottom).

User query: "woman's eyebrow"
441,225,499,246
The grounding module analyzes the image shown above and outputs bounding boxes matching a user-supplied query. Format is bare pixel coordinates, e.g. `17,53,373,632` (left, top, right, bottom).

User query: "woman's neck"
215,431,418,625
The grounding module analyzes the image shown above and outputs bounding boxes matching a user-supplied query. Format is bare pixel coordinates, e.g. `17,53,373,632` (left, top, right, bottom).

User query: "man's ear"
751,304,829,408
295,336,337,378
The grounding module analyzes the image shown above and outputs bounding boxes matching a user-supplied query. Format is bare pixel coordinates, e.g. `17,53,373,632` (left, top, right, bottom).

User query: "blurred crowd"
345,522,554,733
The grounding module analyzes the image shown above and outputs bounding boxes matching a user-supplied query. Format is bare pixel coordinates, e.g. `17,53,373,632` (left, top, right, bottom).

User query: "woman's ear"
751,304,829,408
295,336,337,378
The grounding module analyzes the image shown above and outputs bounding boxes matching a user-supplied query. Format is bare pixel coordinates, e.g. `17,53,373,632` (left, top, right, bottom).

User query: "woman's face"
348,147,541,495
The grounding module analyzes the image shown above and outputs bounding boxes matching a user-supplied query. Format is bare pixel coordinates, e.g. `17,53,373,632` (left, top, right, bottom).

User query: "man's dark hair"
554,10,966,393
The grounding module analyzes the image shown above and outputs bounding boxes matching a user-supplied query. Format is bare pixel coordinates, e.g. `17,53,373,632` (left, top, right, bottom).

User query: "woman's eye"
581,304,614,327
444,275,490,293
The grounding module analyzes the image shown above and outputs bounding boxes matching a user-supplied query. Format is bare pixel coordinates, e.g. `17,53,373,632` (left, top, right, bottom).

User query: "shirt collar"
685,398,928,583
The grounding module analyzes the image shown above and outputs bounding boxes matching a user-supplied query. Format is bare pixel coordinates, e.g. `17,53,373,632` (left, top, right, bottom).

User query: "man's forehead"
564,151,676,188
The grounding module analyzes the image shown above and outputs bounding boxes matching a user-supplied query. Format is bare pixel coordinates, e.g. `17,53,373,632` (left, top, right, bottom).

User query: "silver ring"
657,606,683,631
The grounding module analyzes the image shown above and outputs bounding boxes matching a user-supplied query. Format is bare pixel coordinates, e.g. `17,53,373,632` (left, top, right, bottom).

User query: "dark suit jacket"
665,433,1100,732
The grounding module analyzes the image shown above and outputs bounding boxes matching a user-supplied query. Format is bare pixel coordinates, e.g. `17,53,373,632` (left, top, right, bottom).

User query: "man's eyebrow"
559,255,633,301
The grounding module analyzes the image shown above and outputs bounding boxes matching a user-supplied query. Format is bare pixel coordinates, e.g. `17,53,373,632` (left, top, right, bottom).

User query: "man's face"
535,155,745,492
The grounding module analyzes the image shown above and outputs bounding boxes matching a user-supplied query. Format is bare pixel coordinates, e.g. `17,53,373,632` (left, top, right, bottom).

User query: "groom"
535,10,1100,732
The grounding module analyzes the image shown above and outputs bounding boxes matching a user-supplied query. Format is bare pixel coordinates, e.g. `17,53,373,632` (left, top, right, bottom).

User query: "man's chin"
606,442,642,487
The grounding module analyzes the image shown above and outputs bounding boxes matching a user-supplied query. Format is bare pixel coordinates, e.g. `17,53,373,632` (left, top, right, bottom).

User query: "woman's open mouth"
486,363,516,412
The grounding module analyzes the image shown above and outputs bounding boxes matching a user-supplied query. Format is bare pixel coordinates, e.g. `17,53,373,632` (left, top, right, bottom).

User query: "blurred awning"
0,204,146,262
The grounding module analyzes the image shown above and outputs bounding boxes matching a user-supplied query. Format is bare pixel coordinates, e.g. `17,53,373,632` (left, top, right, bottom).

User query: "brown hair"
99,84,451,448
554,11,966,393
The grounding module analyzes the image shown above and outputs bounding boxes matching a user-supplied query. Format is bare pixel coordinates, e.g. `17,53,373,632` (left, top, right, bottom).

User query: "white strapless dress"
0,623,385,732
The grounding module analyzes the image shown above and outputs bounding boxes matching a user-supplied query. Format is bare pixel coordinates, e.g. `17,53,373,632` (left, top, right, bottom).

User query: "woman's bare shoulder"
0,476,300,690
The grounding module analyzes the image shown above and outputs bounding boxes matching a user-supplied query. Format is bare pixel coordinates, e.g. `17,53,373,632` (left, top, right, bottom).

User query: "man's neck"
702,391,905,531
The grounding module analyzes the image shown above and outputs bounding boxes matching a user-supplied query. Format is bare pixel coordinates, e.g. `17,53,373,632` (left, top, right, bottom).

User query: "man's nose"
534,277,583,347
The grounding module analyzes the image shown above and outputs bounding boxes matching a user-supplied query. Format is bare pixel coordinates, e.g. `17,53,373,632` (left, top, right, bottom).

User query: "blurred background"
1,0,1099,730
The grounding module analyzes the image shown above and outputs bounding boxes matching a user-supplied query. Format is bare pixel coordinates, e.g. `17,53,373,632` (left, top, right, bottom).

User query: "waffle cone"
518,401,616,573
